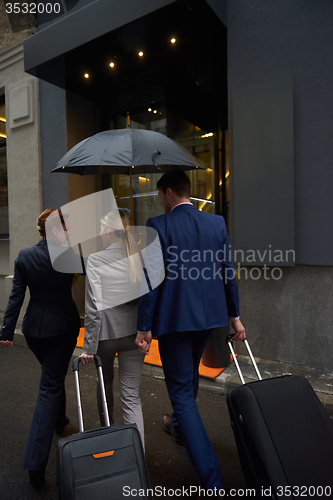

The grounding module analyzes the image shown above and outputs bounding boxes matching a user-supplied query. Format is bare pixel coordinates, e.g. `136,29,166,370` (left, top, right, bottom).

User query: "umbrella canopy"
50,128,204,176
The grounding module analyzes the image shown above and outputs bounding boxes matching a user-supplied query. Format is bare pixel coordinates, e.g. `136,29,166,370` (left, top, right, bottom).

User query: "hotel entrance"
25,0,228,224
23,0,230,370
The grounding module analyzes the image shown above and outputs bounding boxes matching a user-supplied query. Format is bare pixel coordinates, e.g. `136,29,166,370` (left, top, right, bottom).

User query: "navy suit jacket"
137,204,239,336
0,239,81,341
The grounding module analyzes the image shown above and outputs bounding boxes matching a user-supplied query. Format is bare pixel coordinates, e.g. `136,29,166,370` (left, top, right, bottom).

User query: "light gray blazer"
84,241,140,355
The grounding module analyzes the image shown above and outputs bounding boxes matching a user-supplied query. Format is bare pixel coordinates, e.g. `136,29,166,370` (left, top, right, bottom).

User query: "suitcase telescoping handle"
72,355,111,432
226,335,262,385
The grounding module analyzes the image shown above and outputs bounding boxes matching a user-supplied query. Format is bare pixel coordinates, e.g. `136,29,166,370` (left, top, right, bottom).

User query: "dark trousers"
24,333,77,471
158,329,224,491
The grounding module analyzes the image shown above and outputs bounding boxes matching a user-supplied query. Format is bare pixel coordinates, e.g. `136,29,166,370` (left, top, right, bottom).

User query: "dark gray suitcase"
57,355,151,500
227,337,333,499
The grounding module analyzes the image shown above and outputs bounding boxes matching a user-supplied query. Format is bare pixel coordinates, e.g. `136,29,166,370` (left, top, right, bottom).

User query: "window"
0,93,9,239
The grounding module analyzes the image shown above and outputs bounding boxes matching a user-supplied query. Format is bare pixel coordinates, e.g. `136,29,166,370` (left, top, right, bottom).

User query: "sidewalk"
141,336,333,417
0,336,247,500
12,328,333,416
13,328,333,415
1,331,332,500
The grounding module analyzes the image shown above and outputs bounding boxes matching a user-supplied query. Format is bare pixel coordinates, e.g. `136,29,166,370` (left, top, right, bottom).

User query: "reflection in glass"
0,101,8,239
106,108,216,224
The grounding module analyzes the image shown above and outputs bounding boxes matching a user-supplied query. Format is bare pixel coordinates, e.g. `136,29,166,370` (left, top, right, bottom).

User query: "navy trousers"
158,329,224,491
24,333,77,471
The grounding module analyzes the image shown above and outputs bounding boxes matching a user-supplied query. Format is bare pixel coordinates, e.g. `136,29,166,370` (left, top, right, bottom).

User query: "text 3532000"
5,3,61,14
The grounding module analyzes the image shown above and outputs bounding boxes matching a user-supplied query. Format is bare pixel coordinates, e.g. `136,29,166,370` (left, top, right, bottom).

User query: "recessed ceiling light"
138,51,144,57
153,110,157,114
199,132,214,139
84,73,89,79
148,108,152,112
170,38,176,44
109,62,115,68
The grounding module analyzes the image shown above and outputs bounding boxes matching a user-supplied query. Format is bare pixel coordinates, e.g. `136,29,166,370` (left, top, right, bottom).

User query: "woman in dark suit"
0,209,81,487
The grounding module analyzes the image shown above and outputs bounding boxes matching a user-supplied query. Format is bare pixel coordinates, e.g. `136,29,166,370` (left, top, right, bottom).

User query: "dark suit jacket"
0,239,81,341
137,204,240,337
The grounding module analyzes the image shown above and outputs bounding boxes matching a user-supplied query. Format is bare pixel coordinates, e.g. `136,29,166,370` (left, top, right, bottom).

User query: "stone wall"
228,0,333,370
0,2,36,53
237,265,333,372
0,42,41,311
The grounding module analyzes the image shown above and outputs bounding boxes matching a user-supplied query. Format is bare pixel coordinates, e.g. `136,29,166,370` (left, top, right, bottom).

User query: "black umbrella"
50,128,205,220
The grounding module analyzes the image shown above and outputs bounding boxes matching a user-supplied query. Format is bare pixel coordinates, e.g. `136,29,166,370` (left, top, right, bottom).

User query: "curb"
13,331,333,417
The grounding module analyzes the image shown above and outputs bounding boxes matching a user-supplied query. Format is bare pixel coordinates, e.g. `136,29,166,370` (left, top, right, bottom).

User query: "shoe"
28,470,45,487
162,414,184,446
55,416,69,435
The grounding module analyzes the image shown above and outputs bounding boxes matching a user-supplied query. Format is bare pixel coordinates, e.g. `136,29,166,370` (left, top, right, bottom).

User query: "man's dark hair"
157,169,191,198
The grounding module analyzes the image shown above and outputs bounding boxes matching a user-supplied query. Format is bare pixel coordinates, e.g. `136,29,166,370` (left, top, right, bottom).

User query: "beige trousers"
96,334,145,448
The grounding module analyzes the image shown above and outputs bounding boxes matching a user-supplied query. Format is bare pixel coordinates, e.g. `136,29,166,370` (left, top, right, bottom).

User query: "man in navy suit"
136,169,245,491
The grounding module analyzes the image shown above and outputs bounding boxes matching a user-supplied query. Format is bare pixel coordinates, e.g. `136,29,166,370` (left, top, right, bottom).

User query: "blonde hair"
101,210,142,283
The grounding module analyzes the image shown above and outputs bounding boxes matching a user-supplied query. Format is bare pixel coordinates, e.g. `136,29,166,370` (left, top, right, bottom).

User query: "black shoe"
28,470,45,488
162,414,184,446
55,416,69,435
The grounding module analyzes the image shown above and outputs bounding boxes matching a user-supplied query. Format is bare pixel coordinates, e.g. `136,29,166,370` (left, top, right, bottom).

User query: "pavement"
0,331,333,500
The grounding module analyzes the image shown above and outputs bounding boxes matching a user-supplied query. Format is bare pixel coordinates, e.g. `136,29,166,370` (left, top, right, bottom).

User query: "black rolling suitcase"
57,355,151,500
226,337,333,499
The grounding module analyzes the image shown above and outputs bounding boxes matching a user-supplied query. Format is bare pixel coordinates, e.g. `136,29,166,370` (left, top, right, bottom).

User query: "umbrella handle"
137,233,143,246
129,167,134,225
152,150,161,166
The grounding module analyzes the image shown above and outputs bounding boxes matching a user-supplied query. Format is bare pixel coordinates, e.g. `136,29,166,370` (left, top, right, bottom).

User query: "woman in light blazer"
81,210,145,447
